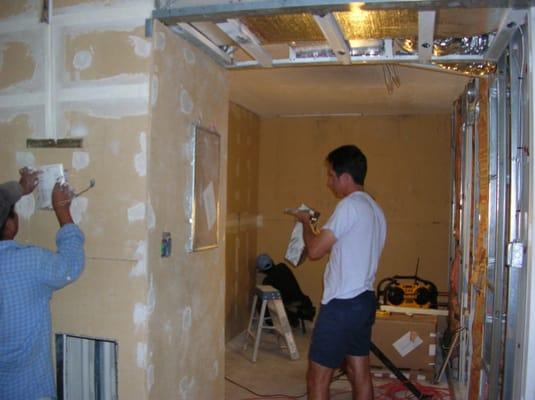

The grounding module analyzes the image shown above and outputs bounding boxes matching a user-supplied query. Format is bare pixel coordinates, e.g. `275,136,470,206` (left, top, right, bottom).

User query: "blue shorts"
309,290,376,369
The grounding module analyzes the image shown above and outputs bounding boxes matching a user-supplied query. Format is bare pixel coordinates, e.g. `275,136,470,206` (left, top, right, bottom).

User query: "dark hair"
0,206,16,240
326,145,367,185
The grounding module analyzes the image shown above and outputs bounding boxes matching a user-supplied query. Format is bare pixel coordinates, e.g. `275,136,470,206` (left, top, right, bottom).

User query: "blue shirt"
0,224,85,400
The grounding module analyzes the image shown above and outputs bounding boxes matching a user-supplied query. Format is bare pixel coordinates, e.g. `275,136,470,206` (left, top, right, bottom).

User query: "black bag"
261,263,316,331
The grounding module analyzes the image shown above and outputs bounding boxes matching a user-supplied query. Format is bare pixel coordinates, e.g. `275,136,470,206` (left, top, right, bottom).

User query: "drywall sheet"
225,103,260,341
147,20,228,399
257,115,451,308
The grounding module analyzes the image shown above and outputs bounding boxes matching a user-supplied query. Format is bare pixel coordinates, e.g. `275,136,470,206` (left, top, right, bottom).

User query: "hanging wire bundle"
382,64,401,95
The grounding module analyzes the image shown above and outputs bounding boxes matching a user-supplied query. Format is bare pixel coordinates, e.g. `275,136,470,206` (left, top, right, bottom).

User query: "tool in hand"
58,179,96,205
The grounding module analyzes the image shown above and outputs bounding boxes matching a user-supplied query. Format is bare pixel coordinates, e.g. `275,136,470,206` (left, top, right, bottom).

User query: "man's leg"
307,359,334,400
344,354,374,400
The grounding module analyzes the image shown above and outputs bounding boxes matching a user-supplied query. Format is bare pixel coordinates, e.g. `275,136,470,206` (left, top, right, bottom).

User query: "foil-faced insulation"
243,14,324,43
436,62,497,76
397,35,491,56
336,10,417,40
242,10,418,43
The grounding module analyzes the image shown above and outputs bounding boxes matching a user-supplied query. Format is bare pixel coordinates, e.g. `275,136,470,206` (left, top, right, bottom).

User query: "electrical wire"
226,369,344,400
226,373,452,400
382,64,401,95
225,376,306,399
374,379,451,399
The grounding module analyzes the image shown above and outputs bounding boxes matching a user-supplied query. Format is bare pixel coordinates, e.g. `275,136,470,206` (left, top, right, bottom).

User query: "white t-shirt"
321,191,386,304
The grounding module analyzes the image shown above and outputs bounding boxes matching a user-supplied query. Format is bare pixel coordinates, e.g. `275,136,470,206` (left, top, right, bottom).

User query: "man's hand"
294,210,312,225
52,182,74,226
19,167,40,195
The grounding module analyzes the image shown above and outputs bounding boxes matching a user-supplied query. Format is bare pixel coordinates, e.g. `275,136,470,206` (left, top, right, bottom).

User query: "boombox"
376,275,438,309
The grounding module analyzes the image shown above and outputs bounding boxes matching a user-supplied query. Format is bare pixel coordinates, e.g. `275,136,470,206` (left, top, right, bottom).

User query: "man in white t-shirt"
294,145,386,400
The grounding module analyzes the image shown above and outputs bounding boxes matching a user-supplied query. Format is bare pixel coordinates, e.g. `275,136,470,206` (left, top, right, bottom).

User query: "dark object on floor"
257,255,316,332
370,342,433,400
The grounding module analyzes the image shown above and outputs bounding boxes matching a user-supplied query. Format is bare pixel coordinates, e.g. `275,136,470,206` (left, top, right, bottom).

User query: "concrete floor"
225,324,452,400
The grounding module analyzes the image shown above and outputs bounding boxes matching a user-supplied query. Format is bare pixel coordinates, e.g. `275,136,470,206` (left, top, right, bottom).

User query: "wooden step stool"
244,285,299,362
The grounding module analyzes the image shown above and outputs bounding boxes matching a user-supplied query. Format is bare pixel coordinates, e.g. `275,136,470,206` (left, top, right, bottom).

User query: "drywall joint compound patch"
150,75,159,107
134,132,147,177
70,197,88,224
128,202,146,222
136,342,148,368
146,198,155,230
179,376,195,399
129,35,152,58
133,277,155,329
71,123,88,138
73,48,94,71
183,47,195,64
16,152,36,168
109,139,120,155
130,240,147,277
180,88,193,114
72,151,90,171
147,364,154,392
182,306,192,331
155,31,166,51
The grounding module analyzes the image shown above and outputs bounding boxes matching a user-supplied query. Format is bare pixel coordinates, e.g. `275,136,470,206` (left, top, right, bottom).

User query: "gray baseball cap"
0,181,22,228
256,253,274,271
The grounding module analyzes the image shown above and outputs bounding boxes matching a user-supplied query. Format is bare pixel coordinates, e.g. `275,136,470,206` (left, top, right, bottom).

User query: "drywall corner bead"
128,202,146,223
72,151,90,171
129,35,152,58
15,151,36,168
134,131,147,177
183,47,195,64
15,194,35,219
70,196,88,224
179,89,193,114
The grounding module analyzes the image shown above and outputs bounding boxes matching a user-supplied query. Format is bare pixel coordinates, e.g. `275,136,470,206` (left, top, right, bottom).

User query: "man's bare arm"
295,211,336,260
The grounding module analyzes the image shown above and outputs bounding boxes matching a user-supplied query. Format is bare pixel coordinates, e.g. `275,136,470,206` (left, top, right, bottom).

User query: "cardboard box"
370,313,437,372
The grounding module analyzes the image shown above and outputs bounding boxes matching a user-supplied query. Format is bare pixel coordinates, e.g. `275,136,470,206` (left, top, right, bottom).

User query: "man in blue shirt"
0,168,86,400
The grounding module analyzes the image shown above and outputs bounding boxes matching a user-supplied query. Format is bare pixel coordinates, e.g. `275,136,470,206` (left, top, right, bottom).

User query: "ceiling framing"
148,1,528,76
